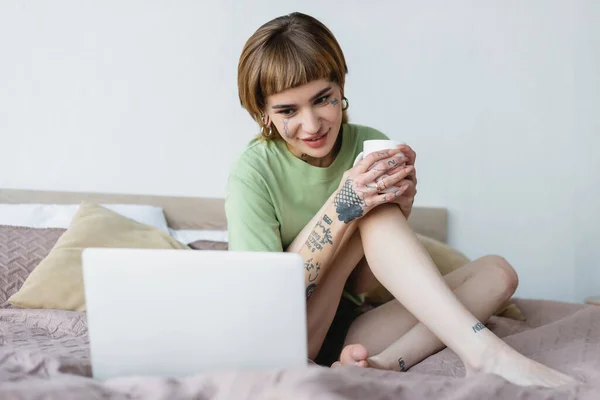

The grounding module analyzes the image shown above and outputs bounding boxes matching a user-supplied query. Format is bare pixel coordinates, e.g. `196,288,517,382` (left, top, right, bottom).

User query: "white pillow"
169,229,228,245
0,203,169,233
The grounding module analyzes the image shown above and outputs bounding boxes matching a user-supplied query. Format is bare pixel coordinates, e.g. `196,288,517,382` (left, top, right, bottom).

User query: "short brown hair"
238,12,349,140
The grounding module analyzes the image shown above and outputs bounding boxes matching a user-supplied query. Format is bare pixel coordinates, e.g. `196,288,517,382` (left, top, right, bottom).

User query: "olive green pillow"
8,202,189,311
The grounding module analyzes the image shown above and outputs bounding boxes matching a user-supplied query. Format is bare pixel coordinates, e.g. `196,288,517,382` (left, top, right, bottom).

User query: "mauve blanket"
0,299,598,400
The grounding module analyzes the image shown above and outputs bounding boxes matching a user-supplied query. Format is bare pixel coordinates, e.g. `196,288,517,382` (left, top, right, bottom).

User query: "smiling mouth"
302,129,329,142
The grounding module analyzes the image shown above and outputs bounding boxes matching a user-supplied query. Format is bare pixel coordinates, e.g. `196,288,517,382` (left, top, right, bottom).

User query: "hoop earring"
261,125,273,138
342,97,349,111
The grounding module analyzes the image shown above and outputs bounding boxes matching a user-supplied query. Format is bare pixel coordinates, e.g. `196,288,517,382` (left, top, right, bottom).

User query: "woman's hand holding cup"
334,146,414,223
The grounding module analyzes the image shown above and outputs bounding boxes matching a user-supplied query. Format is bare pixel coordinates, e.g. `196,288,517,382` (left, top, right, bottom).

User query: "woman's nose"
301,111,322,134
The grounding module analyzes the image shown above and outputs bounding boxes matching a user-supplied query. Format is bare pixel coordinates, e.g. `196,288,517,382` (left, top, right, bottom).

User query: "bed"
0,188,598,399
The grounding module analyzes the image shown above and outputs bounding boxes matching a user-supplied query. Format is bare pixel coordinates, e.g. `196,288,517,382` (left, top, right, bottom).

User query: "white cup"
353,139,406,193
353,139,405,167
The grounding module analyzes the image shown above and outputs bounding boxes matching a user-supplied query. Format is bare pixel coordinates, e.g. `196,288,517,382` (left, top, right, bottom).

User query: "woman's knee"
357,203,400,226
479,255,519,298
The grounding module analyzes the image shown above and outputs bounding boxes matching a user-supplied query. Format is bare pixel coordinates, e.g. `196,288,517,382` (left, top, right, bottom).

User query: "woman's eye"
315,95,329,105
280,109,294,116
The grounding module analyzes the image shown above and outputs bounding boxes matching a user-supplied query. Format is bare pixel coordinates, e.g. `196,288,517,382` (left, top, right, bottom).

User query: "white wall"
573,1,600,302
1,1,598,303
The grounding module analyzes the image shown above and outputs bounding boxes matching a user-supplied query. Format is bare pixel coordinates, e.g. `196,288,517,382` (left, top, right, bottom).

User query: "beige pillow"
364,234,525,321
8,202,189,311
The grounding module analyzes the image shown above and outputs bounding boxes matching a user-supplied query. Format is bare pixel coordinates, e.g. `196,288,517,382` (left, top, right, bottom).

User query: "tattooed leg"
398,358,407,372
338,255,517,371
335,204,575,387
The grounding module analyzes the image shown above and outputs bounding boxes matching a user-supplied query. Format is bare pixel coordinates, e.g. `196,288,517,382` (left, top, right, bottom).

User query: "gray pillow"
0,225,65,307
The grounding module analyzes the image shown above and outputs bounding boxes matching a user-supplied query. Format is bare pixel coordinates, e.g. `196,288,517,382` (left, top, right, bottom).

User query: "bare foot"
335,344,577,388
331,344,399,371
331,344,370,368
468,344,577,388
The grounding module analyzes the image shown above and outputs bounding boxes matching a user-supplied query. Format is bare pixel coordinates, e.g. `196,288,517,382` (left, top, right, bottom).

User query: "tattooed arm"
287,147,415,300
299,201,349,300
284,147,414,358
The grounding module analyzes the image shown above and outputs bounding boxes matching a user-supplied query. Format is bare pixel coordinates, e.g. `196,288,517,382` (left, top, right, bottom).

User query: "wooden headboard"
0,188,448,243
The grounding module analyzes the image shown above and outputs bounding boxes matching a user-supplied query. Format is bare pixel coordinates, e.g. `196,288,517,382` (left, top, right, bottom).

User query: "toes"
351,344,369,360
340,344,369,365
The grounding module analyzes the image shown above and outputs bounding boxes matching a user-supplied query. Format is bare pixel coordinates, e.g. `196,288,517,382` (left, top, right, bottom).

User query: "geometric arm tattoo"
334,178,364,223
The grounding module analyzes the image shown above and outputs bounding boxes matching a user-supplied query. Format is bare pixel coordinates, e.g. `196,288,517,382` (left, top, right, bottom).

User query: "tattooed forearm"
304,258,321,282
303,213,333,299
398,357,407,372
305,231,324,252
305,214,335,252
472,322,486,333
334,178,364,223
316,221,333,245
306,284,316,300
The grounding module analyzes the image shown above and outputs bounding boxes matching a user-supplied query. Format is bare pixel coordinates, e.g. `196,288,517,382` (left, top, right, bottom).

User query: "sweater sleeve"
225,170,283,253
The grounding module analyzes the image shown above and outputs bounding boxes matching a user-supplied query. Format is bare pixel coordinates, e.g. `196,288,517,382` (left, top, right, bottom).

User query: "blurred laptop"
82,248,307,380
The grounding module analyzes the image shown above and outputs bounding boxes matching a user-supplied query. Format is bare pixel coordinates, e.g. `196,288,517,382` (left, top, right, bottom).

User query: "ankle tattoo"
398,357,407,372
472,322,486,333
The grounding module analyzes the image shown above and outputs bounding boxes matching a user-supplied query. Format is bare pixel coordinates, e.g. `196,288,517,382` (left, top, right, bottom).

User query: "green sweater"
225,123,388,252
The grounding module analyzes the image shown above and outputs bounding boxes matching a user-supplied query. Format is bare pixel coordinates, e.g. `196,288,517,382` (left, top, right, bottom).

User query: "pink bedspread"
0,299,598,400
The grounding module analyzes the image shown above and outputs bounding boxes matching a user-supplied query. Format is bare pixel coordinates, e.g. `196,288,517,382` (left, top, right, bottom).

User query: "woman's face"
264,79,343,167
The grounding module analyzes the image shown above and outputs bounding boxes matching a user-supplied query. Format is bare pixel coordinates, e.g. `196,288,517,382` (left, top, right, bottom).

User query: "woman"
226,12,574,388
